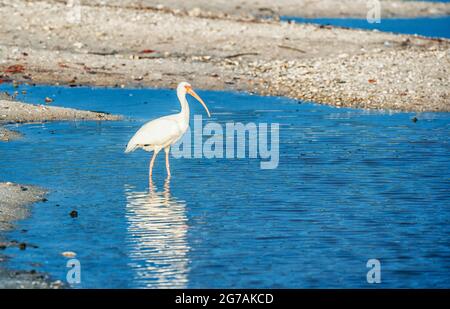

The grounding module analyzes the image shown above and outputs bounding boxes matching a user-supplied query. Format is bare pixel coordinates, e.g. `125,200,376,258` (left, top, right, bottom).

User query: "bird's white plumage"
125,113,187,153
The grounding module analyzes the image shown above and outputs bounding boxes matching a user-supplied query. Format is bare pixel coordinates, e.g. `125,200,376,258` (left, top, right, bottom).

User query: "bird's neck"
177,90,190,123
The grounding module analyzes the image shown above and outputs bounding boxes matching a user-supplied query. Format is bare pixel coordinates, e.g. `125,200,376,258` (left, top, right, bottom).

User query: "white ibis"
125,82,211,181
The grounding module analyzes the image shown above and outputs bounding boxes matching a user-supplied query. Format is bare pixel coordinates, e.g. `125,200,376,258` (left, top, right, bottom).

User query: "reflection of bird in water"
125,178,189,288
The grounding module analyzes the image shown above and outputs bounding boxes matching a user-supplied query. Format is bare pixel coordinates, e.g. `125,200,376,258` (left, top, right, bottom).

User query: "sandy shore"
1,0,449,112
0,182,63,288
0,98,122,141
0,99,122,124
0,126,21,141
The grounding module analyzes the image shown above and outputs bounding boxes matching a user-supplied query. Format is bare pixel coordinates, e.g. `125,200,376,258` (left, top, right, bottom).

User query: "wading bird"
125,82,211,181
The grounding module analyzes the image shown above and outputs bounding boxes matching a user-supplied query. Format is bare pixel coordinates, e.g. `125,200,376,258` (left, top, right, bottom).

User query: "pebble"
73,42,84,49
61,251,77,258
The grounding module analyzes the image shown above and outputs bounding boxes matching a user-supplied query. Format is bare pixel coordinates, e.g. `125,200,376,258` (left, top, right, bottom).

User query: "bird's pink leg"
165,147,171,177
149,150,159,183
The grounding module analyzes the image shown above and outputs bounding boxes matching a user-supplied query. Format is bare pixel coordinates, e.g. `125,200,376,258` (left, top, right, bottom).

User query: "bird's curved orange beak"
186,86,211,117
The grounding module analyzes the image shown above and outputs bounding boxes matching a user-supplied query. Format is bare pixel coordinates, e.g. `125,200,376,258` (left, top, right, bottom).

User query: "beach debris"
4,64,25,74
61,251,77,258
70,210,78,218
319,24,333,29
224,52,259,59
401,38,411,47
140,49,156,54
278,45,306,53
89,50,118,56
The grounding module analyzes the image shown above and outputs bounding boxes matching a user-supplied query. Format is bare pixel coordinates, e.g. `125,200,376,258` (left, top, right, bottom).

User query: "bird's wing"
125,115,184,152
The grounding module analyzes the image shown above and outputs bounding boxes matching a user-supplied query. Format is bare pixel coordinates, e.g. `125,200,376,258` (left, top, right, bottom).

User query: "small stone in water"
61,251,77,258
70,210,78,218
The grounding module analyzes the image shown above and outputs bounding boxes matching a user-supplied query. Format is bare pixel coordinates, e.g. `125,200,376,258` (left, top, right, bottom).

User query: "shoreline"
0,182,63,288
0,97,122,286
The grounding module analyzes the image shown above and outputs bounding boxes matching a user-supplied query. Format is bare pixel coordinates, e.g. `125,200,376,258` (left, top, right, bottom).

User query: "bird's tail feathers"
124,143,137,153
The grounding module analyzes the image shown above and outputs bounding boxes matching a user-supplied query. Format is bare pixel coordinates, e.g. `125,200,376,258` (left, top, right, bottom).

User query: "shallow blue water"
282,16,450,39
0,85,449,288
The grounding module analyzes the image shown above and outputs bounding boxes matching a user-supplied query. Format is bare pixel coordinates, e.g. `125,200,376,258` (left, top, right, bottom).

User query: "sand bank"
0,98,122,141
1,0,449,112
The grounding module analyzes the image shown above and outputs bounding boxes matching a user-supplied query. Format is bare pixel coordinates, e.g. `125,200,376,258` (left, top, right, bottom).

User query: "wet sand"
1,0,449,112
